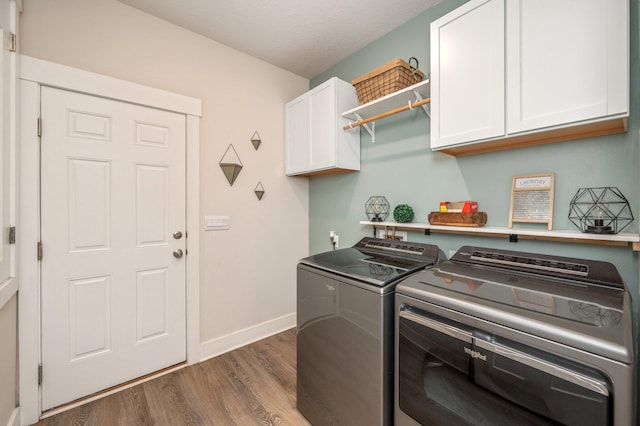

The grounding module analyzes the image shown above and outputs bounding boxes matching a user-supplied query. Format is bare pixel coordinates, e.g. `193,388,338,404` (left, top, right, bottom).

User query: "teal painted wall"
308,0,640,338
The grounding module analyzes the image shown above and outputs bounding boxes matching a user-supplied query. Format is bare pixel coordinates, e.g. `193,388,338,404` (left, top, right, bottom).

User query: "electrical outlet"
379,230,408,241
329,231,339,249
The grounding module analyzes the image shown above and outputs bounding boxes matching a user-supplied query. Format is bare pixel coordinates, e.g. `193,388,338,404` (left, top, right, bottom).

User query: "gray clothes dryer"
394,246,634,426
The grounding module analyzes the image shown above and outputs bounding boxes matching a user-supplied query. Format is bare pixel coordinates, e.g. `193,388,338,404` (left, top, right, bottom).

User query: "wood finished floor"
35,328,311,426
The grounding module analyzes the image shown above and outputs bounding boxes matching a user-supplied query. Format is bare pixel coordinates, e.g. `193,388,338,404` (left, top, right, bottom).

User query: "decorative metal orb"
568,187,633,234
365,196,390,222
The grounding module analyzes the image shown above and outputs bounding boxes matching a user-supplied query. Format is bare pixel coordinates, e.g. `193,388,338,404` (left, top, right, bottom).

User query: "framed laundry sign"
509,173,555,230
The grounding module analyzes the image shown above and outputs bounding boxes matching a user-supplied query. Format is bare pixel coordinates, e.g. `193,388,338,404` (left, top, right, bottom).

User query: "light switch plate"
204,215,230,230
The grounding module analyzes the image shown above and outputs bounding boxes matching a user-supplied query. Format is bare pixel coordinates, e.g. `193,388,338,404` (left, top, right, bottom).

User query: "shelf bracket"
424,229,431,236
353,113,375,143
412,90,431,118
342,92,431,143
509,234,518,243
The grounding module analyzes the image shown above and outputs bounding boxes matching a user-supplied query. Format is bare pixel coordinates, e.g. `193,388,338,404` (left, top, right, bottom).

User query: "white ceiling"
116,0,443,78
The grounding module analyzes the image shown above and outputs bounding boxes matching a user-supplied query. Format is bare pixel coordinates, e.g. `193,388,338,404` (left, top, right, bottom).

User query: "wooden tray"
428,212,487,227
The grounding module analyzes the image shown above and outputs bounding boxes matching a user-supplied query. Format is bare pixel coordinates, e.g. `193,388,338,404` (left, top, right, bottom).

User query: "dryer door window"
396,307,608,425
472,335,611,426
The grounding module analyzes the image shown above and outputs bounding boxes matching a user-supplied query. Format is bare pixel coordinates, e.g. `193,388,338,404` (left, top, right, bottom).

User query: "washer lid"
299,237,441,287
422,261,626,327
450,246,625,288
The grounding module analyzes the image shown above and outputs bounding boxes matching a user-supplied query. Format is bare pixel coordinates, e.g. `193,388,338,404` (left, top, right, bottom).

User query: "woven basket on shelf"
352,57,424,105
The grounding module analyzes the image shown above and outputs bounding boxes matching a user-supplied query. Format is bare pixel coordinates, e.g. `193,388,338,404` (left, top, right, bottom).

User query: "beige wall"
20,0,309,351
0,295,17,424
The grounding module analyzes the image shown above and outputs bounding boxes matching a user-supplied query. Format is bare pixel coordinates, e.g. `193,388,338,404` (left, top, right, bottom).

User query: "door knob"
173,231,183,239
173,249,184,258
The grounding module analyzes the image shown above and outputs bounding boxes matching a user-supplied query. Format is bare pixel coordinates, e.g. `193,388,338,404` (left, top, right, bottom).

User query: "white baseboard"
7,407,19,426
199,313,296,362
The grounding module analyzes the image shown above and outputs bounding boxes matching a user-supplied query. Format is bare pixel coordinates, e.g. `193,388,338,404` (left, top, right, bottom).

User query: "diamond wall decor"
251,131,262,151
219,144,243,186
254,181,265,200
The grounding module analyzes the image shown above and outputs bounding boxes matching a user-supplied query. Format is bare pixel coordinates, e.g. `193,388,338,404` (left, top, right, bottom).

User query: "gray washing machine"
296,237,442,426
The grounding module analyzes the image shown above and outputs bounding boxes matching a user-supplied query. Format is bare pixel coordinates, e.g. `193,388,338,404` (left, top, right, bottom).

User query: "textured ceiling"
116,0,443,78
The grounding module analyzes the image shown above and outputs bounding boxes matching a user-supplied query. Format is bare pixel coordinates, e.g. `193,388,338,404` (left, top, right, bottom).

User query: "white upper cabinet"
431,0,629,155
285,77,360,177
507,0,628,133
430,0,505,149
284,94,309,174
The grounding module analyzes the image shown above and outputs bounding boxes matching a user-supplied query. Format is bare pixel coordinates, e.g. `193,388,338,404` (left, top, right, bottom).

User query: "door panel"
136,268,169,342
506,0,626,133
136,165,169,246
308,82,335,169
430,0,505,148
40,87,186,410
284,94,308,175
68,159,111,251
68,275,111,361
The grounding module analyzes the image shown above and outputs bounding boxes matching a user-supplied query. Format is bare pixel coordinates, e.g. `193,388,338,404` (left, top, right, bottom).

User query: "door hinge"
38,365,42,385
3,32,16,52
37,241,43,261
8,226,15,244
9,33,16,52
37,117,42,137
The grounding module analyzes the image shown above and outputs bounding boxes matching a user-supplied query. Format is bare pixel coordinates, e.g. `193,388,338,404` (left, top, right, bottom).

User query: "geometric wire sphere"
365,196,390,222
568,187,634,234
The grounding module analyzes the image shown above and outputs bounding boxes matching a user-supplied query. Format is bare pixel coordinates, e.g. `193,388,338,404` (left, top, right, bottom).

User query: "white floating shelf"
342,80,430,142
360,221,640,249
343,79,430,120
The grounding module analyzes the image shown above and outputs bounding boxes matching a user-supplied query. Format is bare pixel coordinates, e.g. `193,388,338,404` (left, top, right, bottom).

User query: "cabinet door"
284,93,309,175
430,0,505,149
308,81,336,170
506,0,628,133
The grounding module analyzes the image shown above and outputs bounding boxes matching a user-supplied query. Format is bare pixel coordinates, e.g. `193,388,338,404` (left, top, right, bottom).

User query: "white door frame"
18,55,201,424
0,0,18,308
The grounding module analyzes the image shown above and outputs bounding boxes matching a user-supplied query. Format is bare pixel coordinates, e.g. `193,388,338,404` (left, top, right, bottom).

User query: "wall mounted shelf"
342,80,430,142
360,220,640,251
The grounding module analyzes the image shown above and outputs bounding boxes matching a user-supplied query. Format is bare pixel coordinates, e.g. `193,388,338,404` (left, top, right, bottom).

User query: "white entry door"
40,87,187,410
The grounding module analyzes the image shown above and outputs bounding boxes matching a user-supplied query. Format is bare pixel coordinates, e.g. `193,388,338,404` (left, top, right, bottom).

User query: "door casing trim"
18,55,201,424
